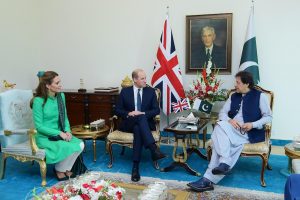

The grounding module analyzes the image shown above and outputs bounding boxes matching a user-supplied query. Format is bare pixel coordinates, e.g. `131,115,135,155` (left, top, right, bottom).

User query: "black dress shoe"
131,167,140,182
212,163,231,175
53,168,68,181
151,149,166,161
187,177,214,192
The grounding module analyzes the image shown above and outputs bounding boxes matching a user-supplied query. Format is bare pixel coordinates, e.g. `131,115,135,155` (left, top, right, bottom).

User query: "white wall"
1,0,299,140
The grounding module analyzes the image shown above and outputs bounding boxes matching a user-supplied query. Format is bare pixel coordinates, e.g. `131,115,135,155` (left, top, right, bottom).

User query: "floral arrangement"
33,173,125,200
186,61,227,104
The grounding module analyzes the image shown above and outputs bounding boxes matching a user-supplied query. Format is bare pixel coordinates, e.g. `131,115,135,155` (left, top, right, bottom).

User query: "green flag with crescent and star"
192,98,213,114
239,6,260,85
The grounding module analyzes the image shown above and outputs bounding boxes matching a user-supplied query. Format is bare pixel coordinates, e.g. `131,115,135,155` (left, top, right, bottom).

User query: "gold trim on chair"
0,129,47,187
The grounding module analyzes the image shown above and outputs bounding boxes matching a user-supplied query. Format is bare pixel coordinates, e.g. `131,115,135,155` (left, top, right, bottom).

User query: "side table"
71,125,109,162
161,119,209,176
281,143,300,176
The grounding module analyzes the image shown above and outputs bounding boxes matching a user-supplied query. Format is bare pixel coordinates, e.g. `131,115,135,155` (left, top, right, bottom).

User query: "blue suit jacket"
115,86,160,131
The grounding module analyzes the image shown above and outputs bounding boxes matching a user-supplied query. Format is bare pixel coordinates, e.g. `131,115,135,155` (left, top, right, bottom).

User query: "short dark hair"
132,69,144,80
235,71,254,88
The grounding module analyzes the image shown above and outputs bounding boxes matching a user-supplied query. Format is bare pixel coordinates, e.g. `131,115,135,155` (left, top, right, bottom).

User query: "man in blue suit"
115,69,166,182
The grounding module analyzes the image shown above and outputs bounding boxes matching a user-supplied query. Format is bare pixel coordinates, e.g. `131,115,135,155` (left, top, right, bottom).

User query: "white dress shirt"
219,92,272,129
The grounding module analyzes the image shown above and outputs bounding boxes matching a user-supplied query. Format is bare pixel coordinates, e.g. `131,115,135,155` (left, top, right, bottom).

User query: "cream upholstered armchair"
106,78,161,169
206,85,274,187
0,89,47,186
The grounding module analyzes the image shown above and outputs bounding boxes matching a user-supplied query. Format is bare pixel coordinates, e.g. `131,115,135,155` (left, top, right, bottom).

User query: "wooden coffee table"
71,125,109,162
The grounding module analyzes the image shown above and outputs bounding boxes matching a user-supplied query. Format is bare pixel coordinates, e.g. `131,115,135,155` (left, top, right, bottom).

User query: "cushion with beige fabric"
107,130,160,143
206,85,274,187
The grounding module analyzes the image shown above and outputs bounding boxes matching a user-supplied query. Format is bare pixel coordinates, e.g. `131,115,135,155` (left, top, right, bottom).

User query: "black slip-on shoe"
187,177,214,192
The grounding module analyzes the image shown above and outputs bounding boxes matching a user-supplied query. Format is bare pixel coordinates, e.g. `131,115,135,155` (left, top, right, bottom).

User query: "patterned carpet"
0,140,288,199
82,171,284,200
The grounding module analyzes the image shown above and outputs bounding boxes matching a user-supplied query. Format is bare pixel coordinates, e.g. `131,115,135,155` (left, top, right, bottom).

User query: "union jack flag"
172,98,191,113
151,16,185,116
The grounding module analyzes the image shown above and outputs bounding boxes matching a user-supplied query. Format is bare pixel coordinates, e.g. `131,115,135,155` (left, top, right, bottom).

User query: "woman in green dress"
32,71,84,181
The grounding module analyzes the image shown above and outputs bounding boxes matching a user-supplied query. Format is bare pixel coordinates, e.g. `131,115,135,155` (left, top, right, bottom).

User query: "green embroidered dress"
32,93,82,164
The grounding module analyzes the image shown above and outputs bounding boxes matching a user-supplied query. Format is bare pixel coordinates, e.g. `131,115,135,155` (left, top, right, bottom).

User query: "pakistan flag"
239,6,260,85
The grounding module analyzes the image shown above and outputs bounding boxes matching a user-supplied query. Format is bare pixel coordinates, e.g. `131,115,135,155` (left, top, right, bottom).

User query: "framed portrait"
186,13,232,74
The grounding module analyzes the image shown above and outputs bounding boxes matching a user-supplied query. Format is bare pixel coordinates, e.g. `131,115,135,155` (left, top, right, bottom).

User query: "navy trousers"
120,115,155,162
285,174,300,200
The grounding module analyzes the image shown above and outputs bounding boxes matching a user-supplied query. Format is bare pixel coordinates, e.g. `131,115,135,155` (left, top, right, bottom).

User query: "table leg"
202,127,207,149
184,133,207,160
93,139,97,162
280,157,292,177
160,135,201,176
186,148,207,160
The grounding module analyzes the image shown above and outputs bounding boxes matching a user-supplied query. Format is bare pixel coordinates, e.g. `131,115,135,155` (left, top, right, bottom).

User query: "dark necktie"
206,49,211,61
137,89,142,111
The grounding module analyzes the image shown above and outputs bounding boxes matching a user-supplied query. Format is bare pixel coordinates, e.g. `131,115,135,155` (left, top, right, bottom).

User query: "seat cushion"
107,130,160,143
206,139,269,154
2,141,45,160
292,159,300,174
242,142,269,153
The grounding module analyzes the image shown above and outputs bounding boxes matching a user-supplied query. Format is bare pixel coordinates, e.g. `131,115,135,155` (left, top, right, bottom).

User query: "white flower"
69,196,83,200
206,61,212,76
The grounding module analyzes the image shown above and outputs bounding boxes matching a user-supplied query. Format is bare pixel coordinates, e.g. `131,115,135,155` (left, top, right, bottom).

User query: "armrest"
28,129,39,155
264,123,272,144
3,128,40,155
109,115,119,132
154,115,160,122
4,129,30,136
154,115,160,133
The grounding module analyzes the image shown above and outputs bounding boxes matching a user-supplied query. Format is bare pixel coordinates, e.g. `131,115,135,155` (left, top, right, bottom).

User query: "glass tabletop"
164,119,208,134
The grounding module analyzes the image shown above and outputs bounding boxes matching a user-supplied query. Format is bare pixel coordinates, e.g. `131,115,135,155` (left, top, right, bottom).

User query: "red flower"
93,185,103,192
116,191,123,200
80,193,90,200
187,66,226,103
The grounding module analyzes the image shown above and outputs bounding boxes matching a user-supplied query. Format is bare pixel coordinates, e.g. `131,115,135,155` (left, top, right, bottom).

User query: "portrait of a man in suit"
186,13,232,74
191,26,226,69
